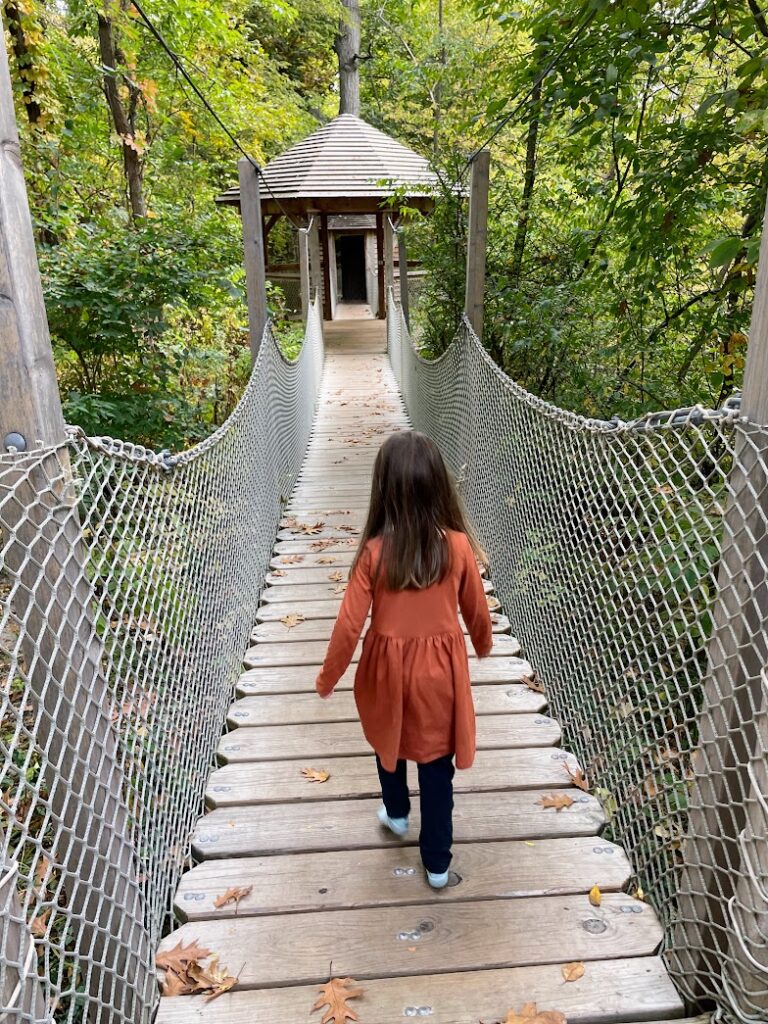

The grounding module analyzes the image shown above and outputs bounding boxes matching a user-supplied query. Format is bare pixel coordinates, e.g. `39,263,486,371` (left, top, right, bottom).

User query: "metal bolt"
3,432,27,453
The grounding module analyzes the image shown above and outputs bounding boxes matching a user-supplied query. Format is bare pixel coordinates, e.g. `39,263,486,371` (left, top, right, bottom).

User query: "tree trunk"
97,10,147,220
334,0,360,117
509,77,542,284
3,1,44,126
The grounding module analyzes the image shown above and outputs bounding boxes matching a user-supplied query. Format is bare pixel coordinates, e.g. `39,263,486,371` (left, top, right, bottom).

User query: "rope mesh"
388,299,768,1022
0,301,323,1023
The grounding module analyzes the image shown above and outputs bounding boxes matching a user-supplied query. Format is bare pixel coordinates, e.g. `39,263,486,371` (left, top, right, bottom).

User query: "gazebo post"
319,213,333,321
384,216,395,304
308,214,323,309
299,220,311,323
375,213,386,319
397,227,410,329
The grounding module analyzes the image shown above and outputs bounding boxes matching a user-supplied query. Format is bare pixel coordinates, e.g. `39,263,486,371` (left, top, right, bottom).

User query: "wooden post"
464,148,490,340
0,37,152,1023
238,157,268,362
375,213,386,320
384,216,395,302
397,227,411,330
671,199,768,1013
308,214,323,307
320,213,332,321
299,223,311,324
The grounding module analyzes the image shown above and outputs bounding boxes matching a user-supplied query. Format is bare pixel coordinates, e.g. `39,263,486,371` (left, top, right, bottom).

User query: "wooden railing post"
238,157,268,362
671,199,768,1014
0,36,152,1023
396,226,410,330
464,149,490,340
299,222,311,324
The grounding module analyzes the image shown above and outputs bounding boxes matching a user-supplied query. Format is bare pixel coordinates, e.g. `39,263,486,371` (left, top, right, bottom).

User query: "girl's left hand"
315,677,331,699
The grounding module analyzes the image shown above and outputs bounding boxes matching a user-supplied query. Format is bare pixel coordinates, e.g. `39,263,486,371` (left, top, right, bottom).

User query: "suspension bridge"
2,29,768,1024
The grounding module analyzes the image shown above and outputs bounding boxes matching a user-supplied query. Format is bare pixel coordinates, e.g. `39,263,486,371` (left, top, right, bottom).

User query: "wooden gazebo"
218,114,437,326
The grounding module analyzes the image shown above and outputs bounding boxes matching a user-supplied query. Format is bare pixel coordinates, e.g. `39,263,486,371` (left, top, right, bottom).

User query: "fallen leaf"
302,767,330,784
297,521,325,535
633,886,645,901
271,569,287,577
589,884,602,907
561,960,584,982
156,940,212,977
339,524,358,533
522,672,545,694
313,977,363,1023
280,554,305,564
311,539,335,551
328,571,346,582
317,556,337,564
487,595,501,610
565,763,589,791
498,1003,567,1024
280,614,305,629
213,885,253,911
333,583,348,594
538,793,574,811
30,908,51,937
281,516,298,528
188,956,238,1001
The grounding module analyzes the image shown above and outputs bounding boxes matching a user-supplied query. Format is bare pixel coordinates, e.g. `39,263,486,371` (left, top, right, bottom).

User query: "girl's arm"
458,535,493,658
315,544,374,697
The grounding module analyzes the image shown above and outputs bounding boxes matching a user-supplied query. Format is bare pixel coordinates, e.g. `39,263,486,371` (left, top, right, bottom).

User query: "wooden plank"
270,551,355,569
225,684,545,728
156,958,685,1024
206,747,579,806
260,578,495,601
250,612,510,639
157,892,662,989
242,634,521,668
236,656,535,695
192,790,604,858
216,714,560,763
174,836,631,920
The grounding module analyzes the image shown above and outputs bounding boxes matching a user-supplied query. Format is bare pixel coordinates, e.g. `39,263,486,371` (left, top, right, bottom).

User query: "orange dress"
315,530,493,771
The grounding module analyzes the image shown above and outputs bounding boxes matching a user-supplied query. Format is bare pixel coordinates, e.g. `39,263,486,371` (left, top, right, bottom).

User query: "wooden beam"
262,213,280,242
375,213,385,320
298,225,310,324
308,216,323,308
217,195,437,216
397,228,411,330
384,216,395,302
464,149,490,340
672,197,768,1012
0,37,152,1022
238,158,268,363
319,214,332,321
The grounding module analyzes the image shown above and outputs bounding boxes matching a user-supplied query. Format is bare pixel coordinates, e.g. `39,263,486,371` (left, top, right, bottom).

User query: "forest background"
3,0,767,447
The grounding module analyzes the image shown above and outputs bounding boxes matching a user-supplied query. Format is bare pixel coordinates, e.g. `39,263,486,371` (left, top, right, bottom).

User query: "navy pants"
376,754,455,874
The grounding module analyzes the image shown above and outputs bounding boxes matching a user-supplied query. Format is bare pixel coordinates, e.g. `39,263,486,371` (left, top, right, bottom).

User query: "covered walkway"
156,320,689,1023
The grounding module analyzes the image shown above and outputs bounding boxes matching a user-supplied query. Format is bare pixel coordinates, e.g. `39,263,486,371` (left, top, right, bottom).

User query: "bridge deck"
156,320,687,1023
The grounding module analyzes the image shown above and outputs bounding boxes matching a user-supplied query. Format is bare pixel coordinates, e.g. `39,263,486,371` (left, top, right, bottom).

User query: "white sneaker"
426,869,450,889
377,805,409,837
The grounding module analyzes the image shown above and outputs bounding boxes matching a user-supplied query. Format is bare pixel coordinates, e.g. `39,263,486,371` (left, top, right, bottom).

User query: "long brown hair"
352,431,486,590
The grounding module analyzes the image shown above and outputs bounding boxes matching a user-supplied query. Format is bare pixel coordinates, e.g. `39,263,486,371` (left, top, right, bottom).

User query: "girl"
315,430,493,889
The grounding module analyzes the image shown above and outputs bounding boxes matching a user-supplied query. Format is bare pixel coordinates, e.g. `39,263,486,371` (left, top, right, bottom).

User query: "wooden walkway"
156,320,692,1023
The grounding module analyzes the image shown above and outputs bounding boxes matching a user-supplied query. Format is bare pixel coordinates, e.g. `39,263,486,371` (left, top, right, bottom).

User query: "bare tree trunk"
3,1,44,126
334,0,360,117
509,77,542,284
97,10,146,220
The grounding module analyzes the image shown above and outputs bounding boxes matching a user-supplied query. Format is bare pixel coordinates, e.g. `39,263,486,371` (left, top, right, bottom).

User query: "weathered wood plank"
192,790,604,858
251,612,510,640
157,892,662,989
225,684,545,728
206,746,578,806
216,714,560,763
269,551,355,569
155,958,685,1024
259,577,495,602
174,836,630,919
236,656,535,695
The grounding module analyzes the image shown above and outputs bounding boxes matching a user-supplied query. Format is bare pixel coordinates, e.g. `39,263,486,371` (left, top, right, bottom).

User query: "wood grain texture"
216,714,561,763
192,790,604,859
242,633,521,667
155,958,685,1023
157,892,663,989
174,836,630,920
205,746,579,806
251,611,510,638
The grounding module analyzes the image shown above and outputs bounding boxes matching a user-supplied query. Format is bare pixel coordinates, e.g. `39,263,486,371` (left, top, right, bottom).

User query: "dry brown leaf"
280,554,305,564
333,583,348,594
302,767,331,784
633,886,646,901
538,793,574,812
213,885,253,911
565,763,589,791
30,908,51,937
156,939,212,977
339,524,358,533
187,956,239,1001
589,884,602,907
328,571,346,582
561,960,585,982
297,520,325,535
317,557,338,564
271,569,287,578
280,613,305,629
498,1003,567,1024
522,672,545,694
312,977,363,1023
311,539,335,551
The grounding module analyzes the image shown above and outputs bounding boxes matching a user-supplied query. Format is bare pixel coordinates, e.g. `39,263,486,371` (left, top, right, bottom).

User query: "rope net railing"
0,299,324,1023
388,296,768,1023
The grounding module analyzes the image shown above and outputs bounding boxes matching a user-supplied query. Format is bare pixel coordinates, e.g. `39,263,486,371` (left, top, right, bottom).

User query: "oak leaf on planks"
494,1003,567,1024
302,767,331,783
522,671,545,694
328,571,346,582
313,977,364,1023
280,554,306,564
565,763,589,791
213,885,253,912
156,939,238,999
297,521,326,535
561,960,585,982
538,793,574,811
280,613,306,629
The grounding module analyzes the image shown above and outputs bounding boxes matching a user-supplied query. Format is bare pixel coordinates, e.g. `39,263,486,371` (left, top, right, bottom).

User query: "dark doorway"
338,235,367,302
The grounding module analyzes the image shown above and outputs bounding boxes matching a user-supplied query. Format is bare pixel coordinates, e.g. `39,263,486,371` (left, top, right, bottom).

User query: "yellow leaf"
213,885,253,911
301,767,330,784
280,613,305,629
589,884,602,907
561,960,585,982
538,793,574,811
328,571,346,582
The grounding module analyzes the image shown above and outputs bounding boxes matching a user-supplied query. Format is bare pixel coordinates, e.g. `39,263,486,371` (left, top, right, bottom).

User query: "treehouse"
216,114,437,321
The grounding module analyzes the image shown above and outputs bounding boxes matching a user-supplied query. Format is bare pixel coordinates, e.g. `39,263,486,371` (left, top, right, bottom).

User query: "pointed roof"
216,114,437,215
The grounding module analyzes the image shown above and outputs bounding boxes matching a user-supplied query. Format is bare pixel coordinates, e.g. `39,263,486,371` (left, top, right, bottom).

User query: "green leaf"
606,63,618,84
707,237,742,268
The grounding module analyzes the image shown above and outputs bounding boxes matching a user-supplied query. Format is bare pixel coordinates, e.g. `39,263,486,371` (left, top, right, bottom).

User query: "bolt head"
3,432,27,453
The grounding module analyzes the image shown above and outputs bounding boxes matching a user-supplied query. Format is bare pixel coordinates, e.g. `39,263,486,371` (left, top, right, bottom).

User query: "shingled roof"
216,114,437,215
